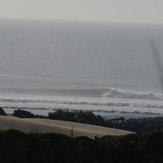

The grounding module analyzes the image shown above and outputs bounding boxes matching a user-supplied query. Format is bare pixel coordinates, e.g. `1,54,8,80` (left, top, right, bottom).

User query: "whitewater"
0,19,163,119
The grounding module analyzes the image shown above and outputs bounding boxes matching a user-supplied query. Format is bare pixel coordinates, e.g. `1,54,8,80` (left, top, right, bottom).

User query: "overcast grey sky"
0,0,163,24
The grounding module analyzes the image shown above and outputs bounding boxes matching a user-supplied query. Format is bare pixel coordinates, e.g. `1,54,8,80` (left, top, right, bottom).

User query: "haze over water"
0,19,163,119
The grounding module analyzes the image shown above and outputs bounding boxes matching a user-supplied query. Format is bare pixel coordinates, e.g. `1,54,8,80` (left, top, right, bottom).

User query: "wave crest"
102,88,162,100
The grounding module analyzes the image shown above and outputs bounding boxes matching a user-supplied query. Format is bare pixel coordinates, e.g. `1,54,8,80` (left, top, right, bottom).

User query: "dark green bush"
13,109,35,118
48,110,76,121
48,110,106,126
0,107,7,116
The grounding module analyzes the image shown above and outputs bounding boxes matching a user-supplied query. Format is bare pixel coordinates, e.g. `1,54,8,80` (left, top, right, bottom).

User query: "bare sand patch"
0,116,134,137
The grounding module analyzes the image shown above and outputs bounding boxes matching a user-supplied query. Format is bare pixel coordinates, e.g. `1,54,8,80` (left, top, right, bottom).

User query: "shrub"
0,107,7,116
48,110,106,126
48,110,76,121
13,109,35,118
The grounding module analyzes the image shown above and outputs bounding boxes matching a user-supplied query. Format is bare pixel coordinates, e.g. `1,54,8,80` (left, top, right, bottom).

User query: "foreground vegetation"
0,129,162,163
1,108,163,162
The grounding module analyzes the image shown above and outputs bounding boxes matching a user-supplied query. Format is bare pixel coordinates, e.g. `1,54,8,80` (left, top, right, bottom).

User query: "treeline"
48,110,106,126
12,109,163,132
12,109,106,125
0,129,162,163
1,108,163,132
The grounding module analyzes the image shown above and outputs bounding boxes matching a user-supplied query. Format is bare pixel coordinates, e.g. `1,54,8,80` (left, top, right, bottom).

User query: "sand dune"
0,116,134,137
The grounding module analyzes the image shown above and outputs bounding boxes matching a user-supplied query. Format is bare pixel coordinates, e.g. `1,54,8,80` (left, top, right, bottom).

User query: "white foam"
102,88,163,100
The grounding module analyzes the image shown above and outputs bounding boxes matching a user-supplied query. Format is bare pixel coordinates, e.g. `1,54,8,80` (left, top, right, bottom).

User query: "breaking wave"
1,92,163,110
0,87,162,100
102,88,163,100
1,87,163,118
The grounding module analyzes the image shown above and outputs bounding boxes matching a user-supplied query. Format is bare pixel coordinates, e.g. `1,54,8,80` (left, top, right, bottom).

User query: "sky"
0,0,163,24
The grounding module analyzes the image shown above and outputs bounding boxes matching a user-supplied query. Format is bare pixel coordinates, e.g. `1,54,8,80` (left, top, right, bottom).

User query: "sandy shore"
0,115,134,137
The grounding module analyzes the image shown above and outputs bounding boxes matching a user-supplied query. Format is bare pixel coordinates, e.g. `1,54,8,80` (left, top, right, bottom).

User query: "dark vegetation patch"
0,107,7,116
13,109,35,118
0,129,162,163
48,110,105,126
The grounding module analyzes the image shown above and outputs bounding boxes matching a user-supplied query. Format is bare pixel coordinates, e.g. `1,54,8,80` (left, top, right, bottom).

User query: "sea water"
0,19,163,119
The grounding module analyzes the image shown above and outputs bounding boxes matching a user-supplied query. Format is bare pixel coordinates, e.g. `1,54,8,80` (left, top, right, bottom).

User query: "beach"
0,115,133,137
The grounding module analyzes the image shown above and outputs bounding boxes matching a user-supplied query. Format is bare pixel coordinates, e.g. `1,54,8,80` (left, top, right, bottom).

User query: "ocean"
0,18,163,119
